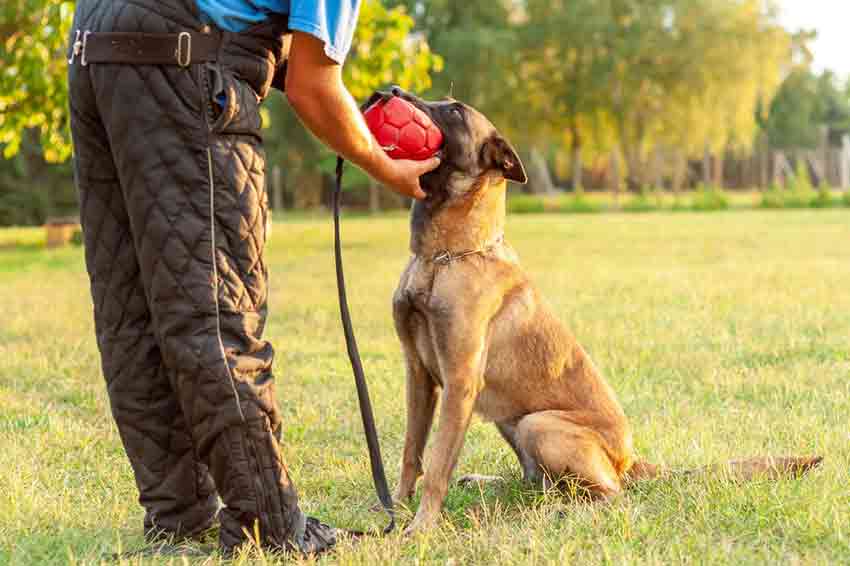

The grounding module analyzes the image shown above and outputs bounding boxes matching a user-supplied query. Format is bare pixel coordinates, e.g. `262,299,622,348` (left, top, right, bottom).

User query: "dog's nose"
391,85,403,97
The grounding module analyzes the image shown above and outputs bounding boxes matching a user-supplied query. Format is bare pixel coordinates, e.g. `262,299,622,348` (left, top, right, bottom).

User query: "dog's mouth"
387,86,427,111
374,87,444,132
367,87,452,165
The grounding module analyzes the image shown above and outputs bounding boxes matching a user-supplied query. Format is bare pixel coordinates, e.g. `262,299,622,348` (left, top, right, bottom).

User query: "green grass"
1,210,849,565
508,189,850,214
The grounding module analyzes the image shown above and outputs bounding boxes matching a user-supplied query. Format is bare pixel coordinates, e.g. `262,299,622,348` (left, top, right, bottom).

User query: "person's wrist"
361,144,398,186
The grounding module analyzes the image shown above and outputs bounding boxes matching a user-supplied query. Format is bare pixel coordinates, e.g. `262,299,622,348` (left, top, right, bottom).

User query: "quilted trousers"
68,0,307,553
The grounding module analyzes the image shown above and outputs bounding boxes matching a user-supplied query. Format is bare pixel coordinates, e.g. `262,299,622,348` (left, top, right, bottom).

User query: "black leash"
332,156,396,535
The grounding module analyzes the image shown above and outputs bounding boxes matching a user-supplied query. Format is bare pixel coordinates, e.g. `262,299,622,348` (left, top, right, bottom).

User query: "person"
67,0,440,556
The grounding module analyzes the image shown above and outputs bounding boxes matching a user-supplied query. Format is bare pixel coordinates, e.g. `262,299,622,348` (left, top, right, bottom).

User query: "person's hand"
285,32,441,199
374,156,442,200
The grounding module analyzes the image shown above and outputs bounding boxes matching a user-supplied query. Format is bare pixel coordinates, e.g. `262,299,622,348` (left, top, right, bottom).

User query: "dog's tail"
625,456,823,484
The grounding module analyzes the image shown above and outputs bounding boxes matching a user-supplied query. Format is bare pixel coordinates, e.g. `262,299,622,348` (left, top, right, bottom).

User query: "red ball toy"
363,97,443,161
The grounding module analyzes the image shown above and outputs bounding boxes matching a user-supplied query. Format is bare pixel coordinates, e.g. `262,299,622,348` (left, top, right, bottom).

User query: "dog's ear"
481,135,527,184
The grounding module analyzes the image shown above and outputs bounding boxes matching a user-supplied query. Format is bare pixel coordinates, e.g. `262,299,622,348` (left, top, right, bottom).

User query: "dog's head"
366,87,527,204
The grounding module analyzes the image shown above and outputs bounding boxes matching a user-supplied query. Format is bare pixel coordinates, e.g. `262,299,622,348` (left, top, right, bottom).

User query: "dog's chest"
395,263,444,386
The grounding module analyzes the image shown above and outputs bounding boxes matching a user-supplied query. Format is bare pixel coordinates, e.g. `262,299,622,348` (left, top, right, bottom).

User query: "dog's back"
384,89,820,535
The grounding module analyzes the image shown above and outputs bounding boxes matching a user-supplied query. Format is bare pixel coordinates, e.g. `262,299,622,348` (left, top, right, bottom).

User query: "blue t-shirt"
196,0,361,63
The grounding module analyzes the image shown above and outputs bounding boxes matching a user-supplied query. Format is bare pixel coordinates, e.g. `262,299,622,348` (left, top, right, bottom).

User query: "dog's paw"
456,474,503,487
370,498,409,513
403,512,439,537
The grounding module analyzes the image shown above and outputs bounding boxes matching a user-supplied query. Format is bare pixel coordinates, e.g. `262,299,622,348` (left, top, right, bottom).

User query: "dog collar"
431,235,504,266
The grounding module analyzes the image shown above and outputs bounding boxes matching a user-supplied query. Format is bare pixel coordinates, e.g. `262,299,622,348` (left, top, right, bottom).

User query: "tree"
262,1,443,208
0,1,441,165
520,0,617,191
762,69,824,149
0,1,74,162
515,0,791,190
386,1,518,128
0,1,442,220
761,68,850,150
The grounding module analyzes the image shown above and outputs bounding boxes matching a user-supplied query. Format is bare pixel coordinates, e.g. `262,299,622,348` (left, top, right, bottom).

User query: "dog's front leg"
395,349,438,503
393,296,439,503
405,332,487,535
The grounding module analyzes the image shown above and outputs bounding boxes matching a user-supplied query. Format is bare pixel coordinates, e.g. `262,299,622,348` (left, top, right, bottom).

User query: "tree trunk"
702,147,712,187
672,151,685,196
652,148,663,207
271,165,283,211
294,171,323,209
652,148,663,190
571,125,583,195
611,149,622,210
526,147,556,194
713,149,724,189
369,179,380,214
759,135,769,190
818,126,829,187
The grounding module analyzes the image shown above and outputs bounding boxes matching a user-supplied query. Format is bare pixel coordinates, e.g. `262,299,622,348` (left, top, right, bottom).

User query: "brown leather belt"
68,30,220,66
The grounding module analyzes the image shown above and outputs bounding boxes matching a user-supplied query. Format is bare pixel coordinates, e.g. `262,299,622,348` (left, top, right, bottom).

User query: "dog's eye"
450,106,463,118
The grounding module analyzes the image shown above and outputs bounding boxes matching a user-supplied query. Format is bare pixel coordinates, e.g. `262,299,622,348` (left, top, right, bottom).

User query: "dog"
377,87,822,535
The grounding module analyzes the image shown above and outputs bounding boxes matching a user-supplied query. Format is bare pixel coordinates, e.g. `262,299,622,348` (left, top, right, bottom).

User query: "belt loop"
80,31,91,66
68,30,90,65
177,31,192,67
68,30,81,64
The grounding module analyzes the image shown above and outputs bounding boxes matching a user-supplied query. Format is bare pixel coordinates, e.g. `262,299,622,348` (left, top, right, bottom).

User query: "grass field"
1,209,848,565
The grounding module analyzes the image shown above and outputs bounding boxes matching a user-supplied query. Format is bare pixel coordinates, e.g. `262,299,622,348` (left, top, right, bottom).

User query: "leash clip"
68,30,91,66
433,250,454,265
176,31,192,67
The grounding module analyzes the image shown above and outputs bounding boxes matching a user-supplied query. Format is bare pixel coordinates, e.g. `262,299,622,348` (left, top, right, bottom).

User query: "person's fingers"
410,181,426,200
417,156,441,175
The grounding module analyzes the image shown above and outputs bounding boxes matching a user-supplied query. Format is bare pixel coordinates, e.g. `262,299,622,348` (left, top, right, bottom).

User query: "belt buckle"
68,30,91,66
176,31,192,67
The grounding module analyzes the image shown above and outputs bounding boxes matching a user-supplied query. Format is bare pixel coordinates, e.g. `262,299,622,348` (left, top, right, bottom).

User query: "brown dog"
383,88,822,535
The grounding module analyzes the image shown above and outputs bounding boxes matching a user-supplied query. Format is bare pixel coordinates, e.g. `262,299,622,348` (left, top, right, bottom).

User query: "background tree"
1,0,844,224
263,0,442,208
519,0,616,192
0,0,441,220
0,0,74,162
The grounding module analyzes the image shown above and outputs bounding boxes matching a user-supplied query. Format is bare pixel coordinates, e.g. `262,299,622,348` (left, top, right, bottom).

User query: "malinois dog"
379,88,821,535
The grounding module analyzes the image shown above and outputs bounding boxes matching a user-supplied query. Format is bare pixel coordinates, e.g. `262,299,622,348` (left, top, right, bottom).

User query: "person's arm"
285,31,439,200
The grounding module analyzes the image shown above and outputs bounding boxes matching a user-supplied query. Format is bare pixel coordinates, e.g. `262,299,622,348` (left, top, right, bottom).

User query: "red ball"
363,97,443,160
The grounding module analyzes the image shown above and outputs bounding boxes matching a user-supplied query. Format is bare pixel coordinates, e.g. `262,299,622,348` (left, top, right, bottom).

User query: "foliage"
758,180,844,210
506,194,546,214
671,196,689,212
387,0,797,192
762,68,850,149
507,188,850,215
810,185,835,209
0,0,74,162
759,185,786,209
0,132,76,225
623,187,660,212
789,159,814,193
386,0,518,131
783,191,815,209
1,0,847,218
507,193,605,215
690,185,729,211
560,194,603,214
0,1,441,166
262,1,442,207
343,1,443,101
518,0,791,187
